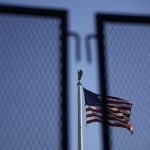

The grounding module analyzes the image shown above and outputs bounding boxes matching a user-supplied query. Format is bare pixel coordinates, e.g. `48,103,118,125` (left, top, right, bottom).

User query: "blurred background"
0,1,150,150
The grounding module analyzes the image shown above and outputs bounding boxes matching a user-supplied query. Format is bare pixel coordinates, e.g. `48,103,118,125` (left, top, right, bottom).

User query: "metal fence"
0,5,68,150
1,5,150,150
96,14,150,150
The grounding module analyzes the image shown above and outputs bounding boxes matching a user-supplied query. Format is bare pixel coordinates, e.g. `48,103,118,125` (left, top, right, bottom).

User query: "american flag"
83,88,133,134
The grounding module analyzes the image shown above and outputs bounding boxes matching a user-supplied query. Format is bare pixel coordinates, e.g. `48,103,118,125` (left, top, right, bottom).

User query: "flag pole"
77,69,84,150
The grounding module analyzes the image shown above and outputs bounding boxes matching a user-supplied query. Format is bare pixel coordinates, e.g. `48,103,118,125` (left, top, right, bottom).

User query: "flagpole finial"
78,69,83,83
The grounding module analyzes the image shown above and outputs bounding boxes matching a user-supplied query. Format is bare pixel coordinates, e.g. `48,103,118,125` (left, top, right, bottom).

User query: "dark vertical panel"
61,11,68,150
96,13,150,150
0,5,68,150
96,15,111,150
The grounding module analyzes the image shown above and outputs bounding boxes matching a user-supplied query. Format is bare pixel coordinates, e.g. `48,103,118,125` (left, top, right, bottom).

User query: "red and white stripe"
86,98,133,134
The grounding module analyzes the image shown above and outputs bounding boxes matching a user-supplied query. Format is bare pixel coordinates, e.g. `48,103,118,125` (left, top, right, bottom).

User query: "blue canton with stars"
83,88,102,107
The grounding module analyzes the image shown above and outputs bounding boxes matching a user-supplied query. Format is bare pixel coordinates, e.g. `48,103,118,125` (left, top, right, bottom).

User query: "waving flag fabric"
83,88,133,134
